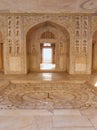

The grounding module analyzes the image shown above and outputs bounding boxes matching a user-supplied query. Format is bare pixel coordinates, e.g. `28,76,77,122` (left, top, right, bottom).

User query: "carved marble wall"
0,13,97,74
5,15,24,74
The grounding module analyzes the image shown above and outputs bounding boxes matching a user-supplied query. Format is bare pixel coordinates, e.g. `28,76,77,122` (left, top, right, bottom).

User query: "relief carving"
0,13,94,74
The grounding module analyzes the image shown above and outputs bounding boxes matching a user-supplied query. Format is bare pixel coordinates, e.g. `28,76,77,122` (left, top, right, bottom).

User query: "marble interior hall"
1,0,97,130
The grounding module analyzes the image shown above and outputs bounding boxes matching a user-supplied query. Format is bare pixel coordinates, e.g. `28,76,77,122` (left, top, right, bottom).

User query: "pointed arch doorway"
26,21,70,72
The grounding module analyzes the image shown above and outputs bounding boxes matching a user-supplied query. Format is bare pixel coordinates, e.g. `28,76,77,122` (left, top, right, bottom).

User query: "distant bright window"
95,82,97,87
42,48,52,63
43,43,51,47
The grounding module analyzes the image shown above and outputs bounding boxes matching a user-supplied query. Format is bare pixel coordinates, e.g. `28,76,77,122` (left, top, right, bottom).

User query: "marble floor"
0,71,92,81
0,72,97,130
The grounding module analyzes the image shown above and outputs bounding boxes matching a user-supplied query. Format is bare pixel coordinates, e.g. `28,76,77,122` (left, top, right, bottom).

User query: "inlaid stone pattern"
73,15,90,55
72,15,91,73
7,16,13,55
14,16,22,56
0,82,97,110
7,15,22,56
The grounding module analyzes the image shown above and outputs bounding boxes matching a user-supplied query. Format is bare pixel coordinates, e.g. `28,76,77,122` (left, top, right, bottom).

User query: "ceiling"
0,0,97,13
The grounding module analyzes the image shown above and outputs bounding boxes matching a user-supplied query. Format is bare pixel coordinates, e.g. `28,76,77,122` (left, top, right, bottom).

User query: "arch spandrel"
24,17,71,36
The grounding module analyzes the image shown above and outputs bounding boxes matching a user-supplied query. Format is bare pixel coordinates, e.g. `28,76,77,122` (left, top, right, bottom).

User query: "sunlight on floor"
40,63,55,70
42,73,52,80
94,82,97,87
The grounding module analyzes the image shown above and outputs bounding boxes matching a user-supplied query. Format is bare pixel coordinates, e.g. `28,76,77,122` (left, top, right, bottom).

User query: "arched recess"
92,30,97,72
0,32,3,71
26,21,70,72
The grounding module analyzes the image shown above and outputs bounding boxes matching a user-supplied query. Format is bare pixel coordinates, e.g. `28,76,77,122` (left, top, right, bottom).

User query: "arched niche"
92,30,97,72
0,32,3,71
26,21,70,72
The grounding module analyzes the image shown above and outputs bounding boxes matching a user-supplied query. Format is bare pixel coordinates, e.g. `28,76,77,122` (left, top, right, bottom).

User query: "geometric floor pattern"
0,81,97,110
0,73,97,130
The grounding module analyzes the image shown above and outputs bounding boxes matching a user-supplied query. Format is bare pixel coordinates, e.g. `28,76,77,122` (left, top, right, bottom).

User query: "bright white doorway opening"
43,48,52,63
40,43,55,70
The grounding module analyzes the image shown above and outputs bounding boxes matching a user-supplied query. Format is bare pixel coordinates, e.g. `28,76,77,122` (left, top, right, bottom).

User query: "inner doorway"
43,48,52,63
40,43,55,70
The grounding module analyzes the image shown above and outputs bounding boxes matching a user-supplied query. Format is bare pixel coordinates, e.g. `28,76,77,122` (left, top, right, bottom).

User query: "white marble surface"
0,0,97,13
0,109,96,130
0,73,97,129
54,128,95,130
53,116,92,127
9,57,21,72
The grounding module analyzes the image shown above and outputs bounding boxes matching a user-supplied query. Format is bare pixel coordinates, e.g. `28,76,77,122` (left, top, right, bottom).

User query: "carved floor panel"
0,82,97,110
